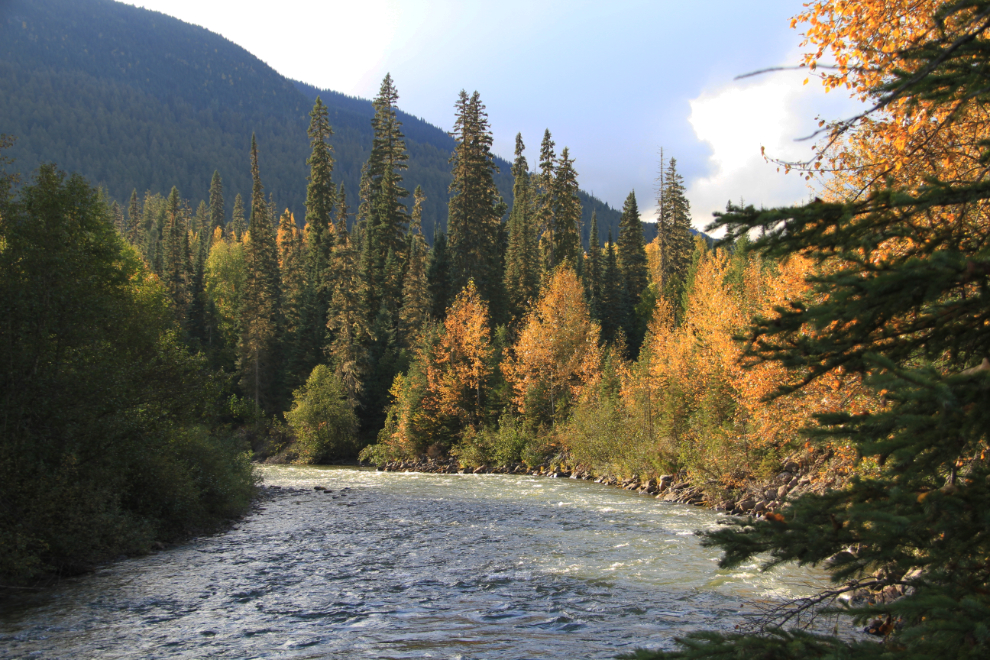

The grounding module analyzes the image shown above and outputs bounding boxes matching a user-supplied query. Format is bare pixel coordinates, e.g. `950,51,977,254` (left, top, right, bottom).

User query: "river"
0,466,833,659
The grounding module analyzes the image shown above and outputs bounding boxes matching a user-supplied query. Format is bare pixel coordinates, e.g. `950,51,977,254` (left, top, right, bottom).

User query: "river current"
0,466,831,659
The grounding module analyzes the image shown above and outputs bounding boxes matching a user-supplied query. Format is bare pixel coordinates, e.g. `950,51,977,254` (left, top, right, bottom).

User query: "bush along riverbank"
368,442,856,519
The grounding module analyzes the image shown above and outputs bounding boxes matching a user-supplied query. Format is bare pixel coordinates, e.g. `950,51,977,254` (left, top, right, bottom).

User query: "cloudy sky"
125,0,861,229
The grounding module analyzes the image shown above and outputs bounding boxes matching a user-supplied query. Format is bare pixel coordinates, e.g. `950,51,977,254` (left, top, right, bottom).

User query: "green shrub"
285,364,359,463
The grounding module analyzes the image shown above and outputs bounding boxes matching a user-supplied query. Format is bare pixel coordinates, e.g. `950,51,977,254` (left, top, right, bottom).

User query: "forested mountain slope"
0,0,628,245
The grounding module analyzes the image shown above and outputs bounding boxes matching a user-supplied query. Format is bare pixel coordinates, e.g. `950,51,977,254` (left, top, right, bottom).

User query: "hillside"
0,0,628,245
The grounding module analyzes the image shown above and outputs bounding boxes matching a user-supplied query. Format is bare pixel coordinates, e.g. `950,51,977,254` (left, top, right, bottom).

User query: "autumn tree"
504,267,602,429
638,3,990,658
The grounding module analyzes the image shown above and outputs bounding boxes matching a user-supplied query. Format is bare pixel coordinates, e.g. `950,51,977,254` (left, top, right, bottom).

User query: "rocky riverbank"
371,444,851,518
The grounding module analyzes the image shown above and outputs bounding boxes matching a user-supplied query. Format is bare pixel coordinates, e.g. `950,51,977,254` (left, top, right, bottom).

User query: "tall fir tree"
585,210,603,323
504,133,539,325
427,231,453,322
447,90,507,323
600,229,627,346
535,129,557,274
162,186,191,322
298,97,338,383
656,156,693,308
208,170,225,242
231,193,246,242
126,188,139,244
326,185,370,408
550,147,582,275
278,210,308,391
399,185,431,346
616,190,649,354
239,134,282,412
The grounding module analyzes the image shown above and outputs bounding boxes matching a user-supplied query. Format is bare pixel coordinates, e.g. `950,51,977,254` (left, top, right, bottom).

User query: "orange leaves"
504,267,601,423
426,280,492,427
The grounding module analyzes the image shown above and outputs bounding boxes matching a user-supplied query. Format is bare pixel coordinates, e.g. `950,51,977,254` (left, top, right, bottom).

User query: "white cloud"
681,67,861,232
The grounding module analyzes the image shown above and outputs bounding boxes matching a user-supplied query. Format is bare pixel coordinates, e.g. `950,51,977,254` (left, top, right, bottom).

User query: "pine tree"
535,129,557,274
326,185,370,408
447,90,507,321
297,98,338,384
617,190,649,354
239,134,282,412
278,210,307,390
600,230,627,346
361,74,409,322
399,185,430,346
551,147,582,274
586,210,603,322
503,133,539,325
656,156,693,306
427,231,453,322
127,188,139,245
208,170,225,242
231,193,246,242
162,186,191,321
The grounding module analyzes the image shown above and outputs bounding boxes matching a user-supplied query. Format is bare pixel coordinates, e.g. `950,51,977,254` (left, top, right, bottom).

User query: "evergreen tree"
551,147,582,274
399,185,431,346
535,129,557,274
127,188,139,244
656,156,693,307
208,170,225,242
231,193,246,242
427,231,453,322
297,98,338,383
162,185,191,322
504,133,539,325
326,186,370,408
600,230,627,346
617,190,649,354
239,134,282,412
447,90,507,322
586,210,603,322
361,74,410,323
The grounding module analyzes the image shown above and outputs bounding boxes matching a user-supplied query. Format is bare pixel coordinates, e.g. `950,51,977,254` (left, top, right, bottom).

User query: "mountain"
0,0,629,245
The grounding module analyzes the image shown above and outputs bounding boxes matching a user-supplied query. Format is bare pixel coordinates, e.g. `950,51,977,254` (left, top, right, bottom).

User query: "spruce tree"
617,190,649,354
586,210,603,322
535,129,557,274
447,90,507,321
231,193,246,242
126,189,140,245
657,156,693,307
162,186,191,322
326,185,370,408
399,185,430,346
427,231,453,322
239,134,282,413
298,97,338,384
600,230,627,346
208,170,224,242
504,133,539,325
637,5,990,658
551,147,582,274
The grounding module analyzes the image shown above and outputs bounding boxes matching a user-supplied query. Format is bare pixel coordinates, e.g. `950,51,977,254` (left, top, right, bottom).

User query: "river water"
0,466,832,659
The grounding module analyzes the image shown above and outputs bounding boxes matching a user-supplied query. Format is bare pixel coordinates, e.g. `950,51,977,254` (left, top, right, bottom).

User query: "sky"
125,0,862,230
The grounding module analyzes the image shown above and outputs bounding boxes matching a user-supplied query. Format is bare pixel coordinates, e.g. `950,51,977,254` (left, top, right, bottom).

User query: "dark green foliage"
551,147,583,274
617,190,650,354
586,210,604,322
427,231,453,321
638,5,990,658
285,364,358,463
239,135,282,413
231,193,246,242
208,171,225,240
0,163,254,583
399,186,431,345
601,230,628,346
657,156,694,307
447,90,508,322
504,133,539,326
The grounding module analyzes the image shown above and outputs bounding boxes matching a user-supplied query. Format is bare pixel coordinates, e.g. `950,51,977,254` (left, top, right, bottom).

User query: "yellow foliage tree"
504,267,602,428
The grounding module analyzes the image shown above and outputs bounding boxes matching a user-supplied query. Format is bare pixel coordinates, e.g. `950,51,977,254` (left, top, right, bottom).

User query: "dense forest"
0,0,636,248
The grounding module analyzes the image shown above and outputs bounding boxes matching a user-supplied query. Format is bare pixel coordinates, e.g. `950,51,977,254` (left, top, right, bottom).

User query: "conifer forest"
3,0,990,658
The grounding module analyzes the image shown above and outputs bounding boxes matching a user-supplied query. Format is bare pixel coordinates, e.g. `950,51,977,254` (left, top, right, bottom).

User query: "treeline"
0,136,255,584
